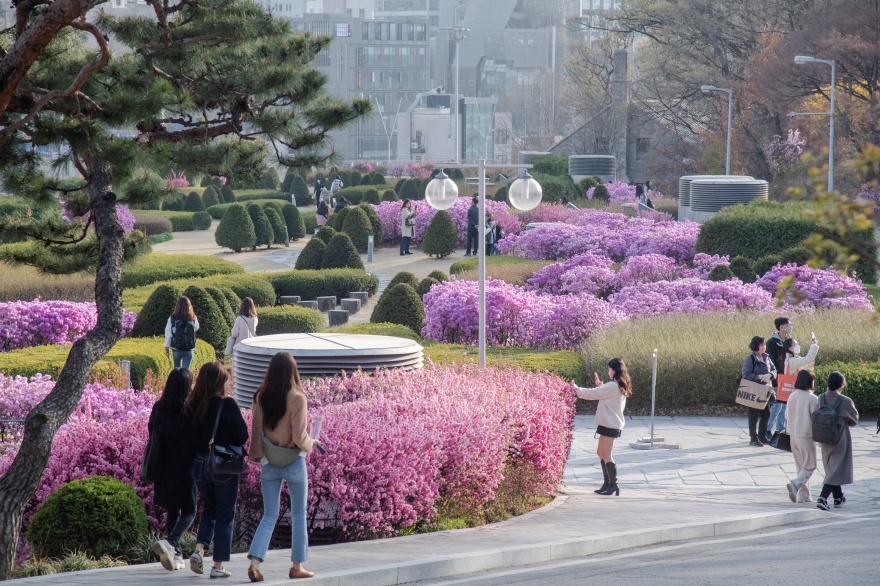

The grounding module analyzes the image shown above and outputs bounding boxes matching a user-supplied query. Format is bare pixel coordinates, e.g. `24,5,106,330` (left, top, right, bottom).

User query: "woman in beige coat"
785,370,819,503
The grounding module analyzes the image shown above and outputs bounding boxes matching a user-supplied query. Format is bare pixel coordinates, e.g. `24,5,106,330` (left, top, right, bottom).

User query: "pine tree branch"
0,20,109,141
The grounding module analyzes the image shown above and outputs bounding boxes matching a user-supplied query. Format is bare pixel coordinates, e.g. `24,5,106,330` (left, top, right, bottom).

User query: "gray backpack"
811,394,845,445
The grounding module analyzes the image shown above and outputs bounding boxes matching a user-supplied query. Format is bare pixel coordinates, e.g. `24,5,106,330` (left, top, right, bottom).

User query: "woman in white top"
575,358,632,496
226,297,258,357
783,335,819,375
785,370,819,503
164,297,200,370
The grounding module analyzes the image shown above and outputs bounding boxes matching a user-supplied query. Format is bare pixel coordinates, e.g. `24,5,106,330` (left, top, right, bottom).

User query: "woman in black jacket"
183,362,249,579
741,336,777,447
150,369,196,571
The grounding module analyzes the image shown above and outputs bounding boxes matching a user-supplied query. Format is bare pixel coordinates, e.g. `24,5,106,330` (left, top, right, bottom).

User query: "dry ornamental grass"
0,264,95,302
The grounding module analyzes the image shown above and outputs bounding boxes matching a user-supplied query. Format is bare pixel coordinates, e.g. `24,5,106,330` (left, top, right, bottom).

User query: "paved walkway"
16,417,880,585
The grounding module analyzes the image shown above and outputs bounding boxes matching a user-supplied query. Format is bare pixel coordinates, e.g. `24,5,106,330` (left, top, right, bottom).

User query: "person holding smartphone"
574,358,632,496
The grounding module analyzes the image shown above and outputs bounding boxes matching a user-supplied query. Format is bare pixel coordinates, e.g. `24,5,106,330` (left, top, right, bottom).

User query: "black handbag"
140,431,162,484
207,400,248,476
769,431,792,452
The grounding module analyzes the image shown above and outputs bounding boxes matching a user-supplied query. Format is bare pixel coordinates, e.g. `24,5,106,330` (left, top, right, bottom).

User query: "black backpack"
811,394,845,445
171,318,196,351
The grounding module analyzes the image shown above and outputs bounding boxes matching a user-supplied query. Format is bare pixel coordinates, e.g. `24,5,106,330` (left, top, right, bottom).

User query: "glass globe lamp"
424,171,459,210
508,172,542,211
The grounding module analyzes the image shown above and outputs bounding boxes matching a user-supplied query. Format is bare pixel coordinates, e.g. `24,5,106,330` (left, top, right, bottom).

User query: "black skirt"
596,425,622,438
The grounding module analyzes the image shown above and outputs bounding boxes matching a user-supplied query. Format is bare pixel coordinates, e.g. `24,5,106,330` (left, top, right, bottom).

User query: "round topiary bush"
321,233,364,270
26,476,148,560
417,277,440,297
215,203,256,252
400,178,421,200
295,237,326,270
183,285,229,353
394,178,406,194
341,206,373,253
350,171,362,186
340,171,351,188
184,191,206,212
729,256,755,283
257,305,324,335
752,254,782,279
264,206,289,245
381,189,399,202
282,203,306,241
247,202,275,249
205,285,236,327
315,225,336,244
592,185,610,202
281,170,295,193
163,192,186,211
421,210,457,258
371,172,386,185
222,288,242,317
220,185,235,204
201,187,220,208
362,189,380,205
359,174,372,186
292,175,312,206
329,206,351,231
780,245,812,266
130,283,181,337
427,270,449,283
388,271,420,290
358,202,382,243
707,264,735,282
263,200,285,216
192,211,212,230
493,185,508,203
370,283,425,333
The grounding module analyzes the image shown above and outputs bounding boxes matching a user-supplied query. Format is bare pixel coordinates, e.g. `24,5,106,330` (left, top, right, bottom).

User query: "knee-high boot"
598,462,620,496
595,460,609,494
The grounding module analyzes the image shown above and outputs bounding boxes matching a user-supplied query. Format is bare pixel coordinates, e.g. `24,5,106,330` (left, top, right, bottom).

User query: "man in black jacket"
766,316,791,438
465,196,479,256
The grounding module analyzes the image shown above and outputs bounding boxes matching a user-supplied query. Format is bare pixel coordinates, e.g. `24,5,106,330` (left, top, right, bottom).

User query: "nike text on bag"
811,395,846,445
171,319,196,351
735,378,773,410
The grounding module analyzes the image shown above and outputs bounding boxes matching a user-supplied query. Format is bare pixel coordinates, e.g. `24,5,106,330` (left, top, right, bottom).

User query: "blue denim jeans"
172,349,194,370
247,456,309,563
400,236,411,254
769,401,787,432
193,455,240,562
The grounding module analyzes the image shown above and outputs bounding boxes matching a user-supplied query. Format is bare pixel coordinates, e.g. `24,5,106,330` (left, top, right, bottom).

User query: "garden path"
15,416,880,585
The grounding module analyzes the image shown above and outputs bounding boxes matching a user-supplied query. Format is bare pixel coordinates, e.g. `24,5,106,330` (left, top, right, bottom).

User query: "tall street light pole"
452,27,469,163
425,163,542,366
793,55,836,192
701,85,733,175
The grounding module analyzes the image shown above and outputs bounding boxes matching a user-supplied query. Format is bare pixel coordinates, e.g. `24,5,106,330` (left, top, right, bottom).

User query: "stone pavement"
16,416,879,585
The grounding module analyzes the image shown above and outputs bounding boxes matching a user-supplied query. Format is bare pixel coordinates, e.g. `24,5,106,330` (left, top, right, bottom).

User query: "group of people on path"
741,316,859,510
464,196,502,257
155,296,322,580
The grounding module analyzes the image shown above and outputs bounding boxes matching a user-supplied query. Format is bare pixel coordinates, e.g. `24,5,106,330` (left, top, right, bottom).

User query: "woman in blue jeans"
247,353,321,582
182,362,248,579
164,296,200,370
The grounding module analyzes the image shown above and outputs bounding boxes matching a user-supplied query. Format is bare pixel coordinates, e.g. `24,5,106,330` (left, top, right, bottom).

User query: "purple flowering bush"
373,198,520,245
0,300,137,352
755,264,872,310
609,278,775,316
62,202,137,234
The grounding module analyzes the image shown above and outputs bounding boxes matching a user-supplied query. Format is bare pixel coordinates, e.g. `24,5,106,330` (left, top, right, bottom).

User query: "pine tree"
321,233,364,270
422,210,457,258
247,203,275,249
215,203,256,252
282,203,307,241
295,237,326,270
264,206,288,245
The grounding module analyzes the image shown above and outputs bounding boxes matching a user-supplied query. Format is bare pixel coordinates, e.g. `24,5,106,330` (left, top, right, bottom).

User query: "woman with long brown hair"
225,297,258,357
246,353,320,582
182,362,248,579
164,296,200,369
575,358,632,496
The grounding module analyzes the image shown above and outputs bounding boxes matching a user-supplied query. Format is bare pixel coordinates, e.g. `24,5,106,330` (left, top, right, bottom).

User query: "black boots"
597,462,620,496
595,460,609,494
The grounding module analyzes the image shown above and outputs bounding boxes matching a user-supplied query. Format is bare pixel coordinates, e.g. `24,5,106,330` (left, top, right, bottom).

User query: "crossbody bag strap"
209,399,225,446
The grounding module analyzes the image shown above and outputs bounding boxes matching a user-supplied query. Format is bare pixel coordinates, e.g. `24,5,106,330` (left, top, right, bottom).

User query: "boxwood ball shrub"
401,178,421,200
257,305,324,335
707,264,734,282
264,206,288,245
351,171,362,186
382,189,399,202
222,288,242,318
192,211,212,230
183,285,229,353
592,184,610,202
205,274,277,308
26,475,148,559
215,203,256,252
132,214,172,236
220,184,235,204
267,268,379,300
162,191,185,211
329,205,351,231
341,206,373,253
362,189,380,205
752,254,782,278
417,277,440,297
206,286,236,327
729,255,755,283
184,190,206,212
493,185,508,203
428,270,449,283
370,283,425,333
321,233,364,270
302,210,318,235
421,210,457,258
292,175,312,206
247,202,274,249
358,202,382,243
283,203,306,241
201,187,220,208
315,225,336,244
262,199,285,216
371,171,386,185
129,283,180,337
395,178,406,193
388,271,419,290
294,237,326,270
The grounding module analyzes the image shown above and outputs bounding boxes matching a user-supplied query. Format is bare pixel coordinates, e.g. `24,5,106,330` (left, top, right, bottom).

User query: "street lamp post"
791,55,836,192
700,85,733,175
452,27,469,163
425,162,541,366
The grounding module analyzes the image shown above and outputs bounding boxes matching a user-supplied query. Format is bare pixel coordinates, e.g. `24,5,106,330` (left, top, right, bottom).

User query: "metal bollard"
284,226,290,247
367,235,374,262
120,360,132,389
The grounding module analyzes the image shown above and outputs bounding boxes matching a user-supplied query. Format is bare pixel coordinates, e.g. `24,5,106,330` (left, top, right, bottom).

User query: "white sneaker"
797,496,813,503
210,566,232,579
190,550,205,574
151,539,175,571
174,555,185,570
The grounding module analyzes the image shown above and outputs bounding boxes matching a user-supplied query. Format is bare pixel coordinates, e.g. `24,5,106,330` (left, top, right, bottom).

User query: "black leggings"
747,404,770,441
819,484,843,500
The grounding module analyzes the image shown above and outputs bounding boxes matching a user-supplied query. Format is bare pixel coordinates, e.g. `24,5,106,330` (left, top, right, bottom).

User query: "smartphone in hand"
593,372,601,386
316,444,326,455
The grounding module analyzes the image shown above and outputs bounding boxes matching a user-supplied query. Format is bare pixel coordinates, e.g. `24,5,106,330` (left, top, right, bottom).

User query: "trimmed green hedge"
122,254,243,288
132,214,173,236
0,337,214,388
257,305,325,335
266,269,378,301
695,201,877,283
207,199,287,219
332,185,385,205
425,344,587,386
449,255,552,275
234,189,288,202
124,274,276,313
132,210,203,232
815,361,880,414
326,322,423,341
302,211,318,235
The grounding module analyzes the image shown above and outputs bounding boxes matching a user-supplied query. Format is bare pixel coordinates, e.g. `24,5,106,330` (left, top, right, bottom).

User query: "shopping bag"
777,373,798,402
770,431,792,452
735,378,772,410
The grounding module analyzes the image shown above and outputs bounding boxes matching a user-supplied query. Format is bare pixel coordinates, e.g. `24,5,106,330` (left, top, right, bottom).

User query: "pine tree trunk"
0,156,124,580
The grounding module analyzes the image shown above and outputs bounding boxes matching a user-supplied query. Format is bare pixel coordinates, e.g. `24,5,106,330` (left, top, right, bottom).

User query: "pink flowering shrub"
755,264,872,310
614,254,680,288
0,300,137,351
164,170,189,189
605,180,636,204
62,202,137,234
525,253,614,295
609,278,775,316
373,198,520,245
386,161,408,178
422,278,622,350
358,163,374,173
518,203,586,225
407,161,433,179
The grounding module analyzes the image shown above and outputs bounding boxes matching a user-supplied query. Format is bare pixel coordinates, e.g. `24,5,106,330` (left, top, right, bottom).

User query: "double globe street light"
425,160,542,366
